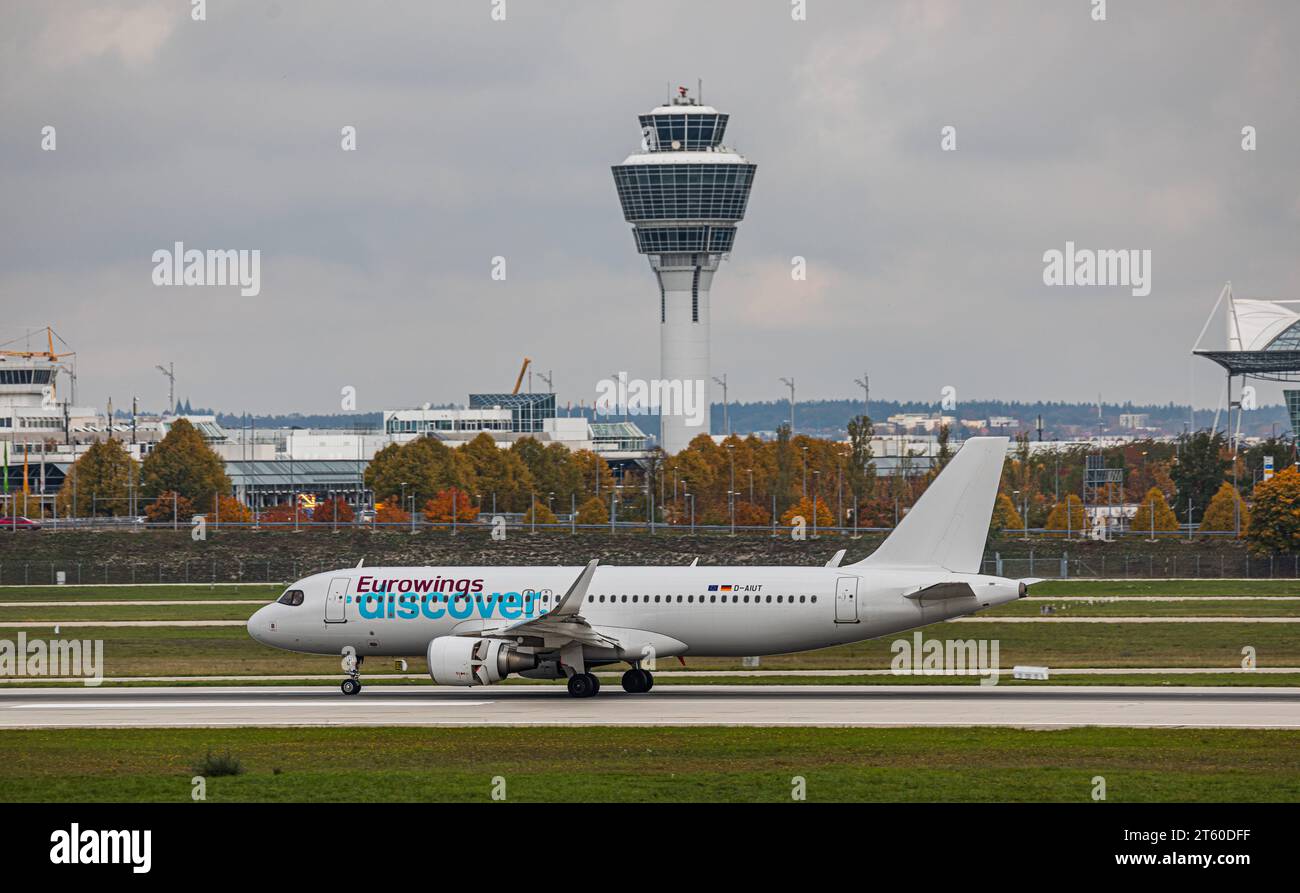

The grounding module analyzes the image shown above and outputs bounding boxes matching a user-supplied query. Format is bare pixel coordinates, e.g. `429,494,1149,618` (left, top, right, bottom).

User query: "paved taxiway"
1,684,1297,729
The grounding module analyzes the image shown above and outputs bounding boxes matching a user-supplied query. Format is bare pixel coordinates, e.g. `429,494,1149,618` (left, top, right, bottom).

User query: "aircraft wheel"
642,670,654,691
622,669,649,693
567,673,594,698
588,673,601,695
341,678,361,696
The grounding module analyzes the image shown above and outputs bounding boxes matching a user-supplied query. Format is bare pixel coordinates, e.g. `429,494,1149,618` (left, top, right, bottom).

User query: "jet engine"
427,636,538,686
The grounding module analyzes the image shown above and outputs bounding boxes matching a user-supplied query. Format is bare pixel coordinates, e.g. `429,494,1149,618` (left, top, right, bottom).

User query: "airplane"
248,436,1029,697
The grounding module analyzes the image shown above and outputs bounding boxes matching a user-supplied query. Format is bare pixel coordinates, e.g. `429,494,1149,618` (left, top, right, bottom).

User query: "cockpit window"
277,589,305,607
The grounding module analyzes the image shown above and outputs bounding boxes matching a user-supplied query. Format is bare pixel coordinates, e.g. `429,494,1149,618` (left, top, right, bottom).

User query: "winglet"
826,549,846,568
553,560,599,617
689,557,699,567
356,558,365,568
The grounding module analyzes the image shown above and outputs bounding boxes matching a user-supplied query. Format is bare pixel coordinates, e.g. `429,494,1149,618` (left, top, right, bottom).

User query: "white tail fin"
855,436,1008,572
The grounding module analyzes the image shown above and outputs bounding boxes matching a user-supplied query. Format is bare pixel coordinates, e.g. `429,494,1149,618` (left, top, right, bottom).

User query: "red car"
0,517,41,530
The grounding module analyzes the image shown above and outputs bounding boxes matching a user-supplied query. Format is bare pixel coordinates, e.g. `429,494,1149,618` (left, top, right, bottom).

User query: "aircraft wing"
458,560,618,647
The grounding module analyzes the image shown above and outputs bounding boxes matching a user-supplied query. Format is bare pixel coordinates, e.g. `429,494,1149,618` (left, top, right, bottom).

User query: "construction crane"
512,357,532,395
0,326,76,400
156,362,175,414
0,326,74,361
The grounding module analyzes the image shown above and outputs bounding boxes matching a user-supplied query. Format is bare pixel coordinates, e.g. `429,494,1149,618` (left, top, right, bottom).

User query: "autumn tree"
144,491,194,524
1131,487,1179,536
459,433,534,511
511,438,582,508
1246,466,1300,553
779,495,834,529
1043,495,1086,537
364,437,465,510
374,500,411,524
575,495,609,525
260,503,300,524
140,417,230,513
522,499,559,526
55,439,140,517
571,449,615,502
213,495,253,525
1198,482,1249,534
312,496,355,525
989,493,1024,535
733,500,771,528
423,487,478,525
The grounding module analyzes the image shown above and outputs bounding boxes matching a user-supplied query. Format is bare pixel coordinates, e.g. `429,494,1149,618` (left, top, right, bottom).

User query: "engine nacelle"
427,636,537,686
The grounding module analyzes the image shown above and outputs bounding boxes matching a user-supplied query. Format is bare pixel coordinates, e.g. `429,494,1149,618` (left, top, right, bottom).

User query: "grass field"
0,726,1295,802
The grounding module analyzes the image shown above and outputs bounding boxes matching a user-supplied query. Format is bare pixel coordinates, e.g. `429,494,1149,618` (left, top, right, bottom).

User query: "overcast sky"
2,1,1297,417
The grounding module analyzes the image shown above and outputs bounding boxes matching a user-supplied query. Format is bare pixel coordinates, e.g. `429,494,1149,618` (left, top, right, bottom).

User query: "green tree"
935,423,953,472
140,418,230,513
845,414,876,520
1171,431,1229,523
1246,466,1300,553
55,438,140,517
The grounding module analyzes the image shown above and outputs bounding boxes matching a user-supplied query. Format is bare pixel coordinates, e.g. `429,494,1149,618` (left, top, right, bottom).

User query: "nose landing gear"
340,649,363,695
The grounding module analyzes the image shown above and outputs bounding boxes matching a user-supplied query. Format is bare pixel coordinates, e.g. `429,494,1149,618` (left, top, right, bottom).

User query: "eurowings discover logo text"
350,575,547,621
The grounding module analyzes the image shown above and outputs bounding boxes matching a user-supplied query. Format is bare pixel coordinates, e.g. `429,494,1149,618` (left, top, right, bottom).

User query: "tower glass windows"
637,113,729,151
612,164,757,223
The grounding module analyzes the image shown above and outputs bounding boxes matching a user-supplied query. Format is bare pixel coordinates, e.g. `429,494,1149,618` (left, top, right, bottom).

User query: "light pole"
779,377,795,433
813,469,821,537
801,445,809,498
727,443,736,534
713,373,730,436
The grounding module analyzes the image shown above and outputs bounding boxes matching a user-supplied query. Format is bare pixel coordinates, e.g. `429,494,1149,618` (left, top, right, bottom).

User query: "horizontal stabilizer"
903,581,977,601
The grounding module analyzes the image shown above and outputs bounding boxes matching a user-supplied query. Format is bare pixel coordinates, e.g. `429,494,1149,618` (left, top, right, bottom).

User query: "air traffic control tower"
612,86,757,454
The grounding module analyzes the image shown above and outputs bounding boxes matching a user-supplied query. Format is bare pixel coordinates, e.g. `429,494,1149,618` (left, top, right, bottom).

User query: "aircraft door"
325,577,350,623
835,576,859,623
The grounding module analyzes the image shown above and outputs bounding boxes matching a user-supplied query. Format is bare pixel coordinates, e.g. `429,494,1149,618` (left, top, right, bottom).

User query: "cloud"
34,2,177,71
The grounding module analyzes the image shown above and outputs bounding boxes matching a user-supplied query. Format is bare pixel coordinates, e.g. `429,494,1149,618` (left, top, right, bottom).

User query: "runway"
1,684,1297,729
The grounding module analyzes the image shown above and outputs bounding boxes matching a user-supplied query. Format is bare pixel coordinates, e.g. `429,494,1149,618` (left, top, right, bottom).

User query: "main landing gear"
567,672,601,698
621,668,654,693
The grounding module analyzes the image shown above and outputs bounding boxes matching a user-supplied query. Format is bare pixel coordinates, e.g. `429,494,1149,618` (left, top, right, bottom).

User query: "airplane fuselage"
248,564,1024,662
